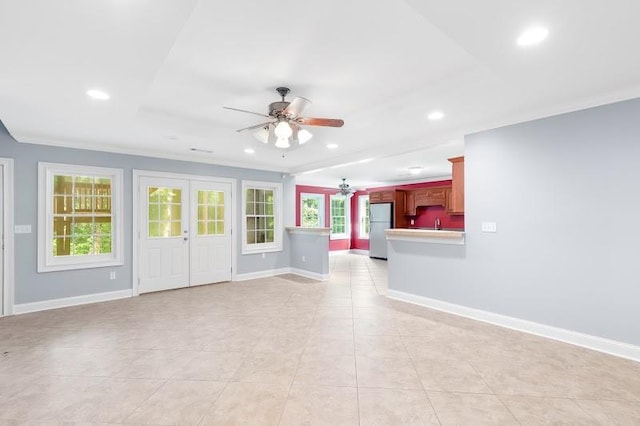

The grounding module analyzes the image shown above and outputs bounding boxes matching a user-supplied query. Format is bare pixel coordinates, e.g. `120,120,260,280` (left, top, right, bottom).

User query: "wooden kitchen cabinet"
404,187,448,215
404,191,415,215
447,156,464,215
369,190,395,203
369,190,408,228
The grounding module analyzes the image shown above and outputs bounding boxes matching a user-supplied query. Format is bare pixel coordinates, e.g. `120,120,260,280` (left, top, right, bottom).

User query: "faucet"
435,217,441,230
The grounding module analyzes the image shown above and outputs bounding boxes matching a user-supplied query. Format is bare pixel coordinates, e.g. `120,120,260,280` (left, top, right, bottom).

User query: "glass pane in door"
147,187,182,237
197,189,225,235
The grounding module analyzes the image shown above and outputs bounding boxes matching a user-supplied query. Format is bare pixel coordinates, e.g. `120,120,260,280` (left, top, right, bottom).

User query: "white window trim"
1,157,15,315
38,162,124,272
329,194,350,240
299,192,325,228
358,194,370,239
242,180,283,254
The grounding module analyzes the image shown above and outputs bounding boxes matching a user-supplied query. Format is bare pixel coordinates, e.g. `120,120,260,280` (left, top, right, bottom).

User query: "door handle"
183,237,188,241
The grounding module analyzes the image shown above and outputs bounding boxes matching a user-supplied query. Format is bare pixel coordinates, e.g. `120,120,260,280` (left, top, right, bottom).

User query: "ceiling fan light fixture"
275,136,290,149
252,126,270,144
274,120,293,138
297,128,313,144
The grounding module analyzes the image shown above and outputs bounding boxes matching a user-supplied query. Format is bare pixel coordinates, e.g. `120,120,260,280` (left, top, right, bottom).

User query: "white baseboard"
290,268,329,281
234,268,292,281
13,289,133,315
387,289,640,363
235,267,329,282
329,250,350,256
349,249,369,256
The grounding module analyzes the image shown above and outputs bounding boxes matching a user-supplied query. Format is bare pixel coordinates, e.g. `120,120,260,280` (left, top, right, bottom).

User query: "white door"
138,176,232,294
190,181,232,285
139,177,190,293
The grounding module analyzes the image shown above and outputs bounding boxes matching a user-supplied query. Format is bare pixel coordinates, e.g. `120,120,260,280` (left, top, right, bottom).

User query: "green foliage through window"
331,197,346,235
52,174,113,256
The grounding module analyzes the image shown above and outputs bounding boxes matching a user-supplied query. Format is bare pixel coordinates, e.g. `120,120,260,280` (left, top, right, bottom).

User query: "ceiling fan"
223,87,344,149
337,178,355,196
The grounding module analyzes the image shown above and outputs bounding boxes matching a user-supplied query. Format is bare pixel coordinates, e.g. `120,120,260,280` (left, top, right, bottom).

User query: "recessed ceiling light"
86,89,110,100
408,166,423,175
517,26,549,46
427,111,444,121
244,148,255,154
326,143,339,149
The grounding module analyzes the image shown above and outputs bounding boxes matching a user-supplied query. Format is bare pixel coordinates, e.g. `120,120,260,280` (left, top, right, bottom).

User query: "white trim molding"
241,180,284,255
0,158,15,316
37,162,125,272
235,267,328,282
386,229,465,245
387,289,640,363
290,268,329,281
13,289,133,315
285,226,331,236
234,267,291,281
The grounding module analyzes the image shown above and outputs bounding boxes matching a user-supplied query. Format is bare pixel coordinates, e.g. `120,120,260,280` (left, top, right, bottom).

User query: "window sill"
38,259,124,273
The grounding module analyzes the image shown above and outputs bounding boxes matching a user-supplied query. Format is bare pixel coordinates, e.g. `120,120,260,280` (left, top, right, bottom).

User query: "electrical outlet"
109,271,116,280
481,222,497,233
302,256,306,262
14,225,32,234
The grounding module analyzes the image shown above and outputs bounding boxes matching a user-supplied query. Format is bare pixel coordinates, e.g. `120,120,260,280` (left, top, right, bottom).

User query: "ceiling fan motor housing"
268,101,290,118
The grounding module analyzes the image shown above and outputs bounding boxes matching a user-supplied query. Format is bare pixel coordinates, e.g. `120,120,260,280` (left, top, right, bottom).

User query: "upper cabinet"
369,190,395,203
447,156,464,215
404,187,448,215
369,190,408,228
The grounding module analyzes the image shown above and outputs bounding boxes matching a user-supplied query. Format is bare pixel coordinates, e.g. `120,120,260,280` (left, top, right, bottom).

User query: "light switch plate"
481,222,497,233
15,225,32,234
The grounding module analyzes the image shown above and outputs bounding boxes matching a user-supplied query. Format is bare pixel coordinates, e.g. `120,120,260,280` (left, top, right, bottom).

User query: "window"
300,193,324,228
38,162,124,272
242,180,283,254
330,194,350,239
358,195,370,239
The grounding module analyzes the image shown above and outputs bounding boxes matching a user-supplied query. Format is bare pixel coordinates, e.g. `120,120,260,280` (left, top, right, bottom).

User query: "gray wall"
389,97,640,346
0,123,293,304
289,233,330,275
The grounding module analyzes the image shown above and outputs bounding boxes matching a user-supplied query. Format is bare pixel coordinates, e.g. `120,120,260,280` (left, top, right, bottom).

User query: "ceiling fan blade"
235,121,273,132
223,106,270,118
283,96,311,118
296,117,344,127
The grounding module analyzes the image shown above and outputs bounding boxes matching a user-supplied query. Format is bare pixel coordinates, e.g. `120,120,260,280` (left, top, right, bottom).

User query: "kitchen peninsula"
384,228,467,306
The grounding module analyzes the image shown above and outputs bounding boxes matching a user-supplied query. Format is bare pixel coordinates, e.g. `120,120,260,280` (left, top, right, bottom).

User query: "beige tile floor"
1,253,640,425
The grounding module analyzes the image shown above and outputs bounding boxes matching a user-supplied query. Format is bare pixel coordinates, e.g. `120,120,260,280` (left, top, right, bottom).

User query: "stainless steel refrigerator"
369,202,393,260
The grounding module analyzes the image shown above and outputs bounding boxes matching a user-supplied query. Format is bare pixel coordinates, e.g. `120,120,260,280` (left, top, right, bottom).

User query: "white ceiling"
2,0,640,189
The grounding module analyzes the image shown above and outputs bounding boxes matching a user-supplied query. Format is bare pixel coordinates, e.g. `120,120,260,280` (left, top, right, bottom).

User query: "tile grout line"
274,286,320,426
350,256,362,426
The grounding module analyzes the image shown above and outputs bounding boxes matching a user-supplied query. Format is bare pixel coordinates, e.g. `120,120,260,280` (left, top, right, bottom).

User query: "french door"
138,176,231,294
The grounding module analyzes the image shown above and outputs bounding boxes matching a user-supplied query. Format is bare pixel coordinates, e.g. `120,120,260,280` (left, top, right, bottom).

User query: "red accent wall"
296,184,351,251
296,180,465,252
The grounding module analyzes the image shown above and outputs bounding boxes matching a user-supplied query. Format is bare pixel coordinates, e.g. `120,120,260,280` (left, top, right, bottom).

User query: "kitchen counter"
385,228,465,245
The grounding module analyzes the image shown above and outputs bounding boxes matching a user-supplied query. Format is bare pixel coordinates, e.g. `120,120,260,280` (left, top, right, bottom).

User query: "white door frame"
132,170,237,296
0,158,15,316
